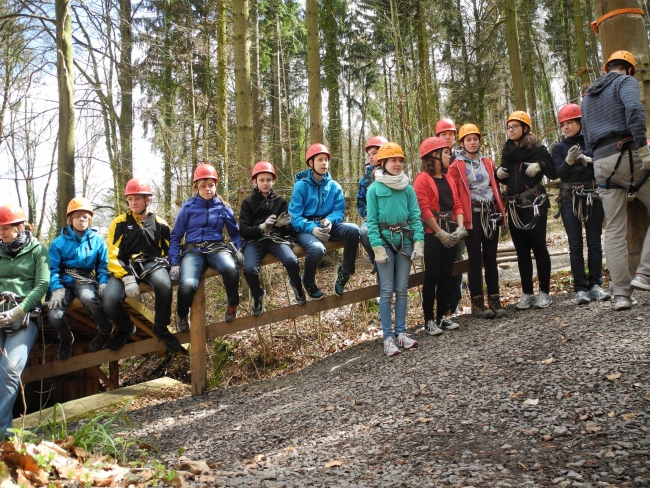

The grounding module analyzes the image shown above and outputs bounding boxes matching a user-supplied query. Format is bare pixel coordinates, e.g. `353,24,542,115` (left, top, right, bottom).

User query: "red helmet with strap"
0,204,27,226
251,161,276,181
420,137,448,159
124,178,153,196
305,143,331,165
435,118,456,135
193,163,219,183
557,104,582,124
365,136,388,153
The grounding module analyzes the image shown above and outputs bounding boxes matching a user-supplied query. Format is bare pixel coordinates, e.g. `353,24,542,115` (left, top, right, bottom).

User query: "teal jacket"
366,181,424,249
0,233,50,313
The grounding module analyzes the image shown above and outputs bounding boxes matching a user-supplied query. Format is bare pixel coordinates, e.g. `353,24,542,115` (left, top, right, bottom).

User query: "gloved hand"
169,264,181,282
276,212,291,227
98,283,107,298
49,288,66,310
122,275,141,299
576,154,592,166
0,306,25,324
496,166,509,179
320,218,332,230
524,162,541,177
451,226,468,241
236,250,244,266
260,214,277,234
435,229,458,248
565,145,582,165
501,223,510,237
312,226,330,242
411,241,424,261
638,144,650,170
373,246,389,264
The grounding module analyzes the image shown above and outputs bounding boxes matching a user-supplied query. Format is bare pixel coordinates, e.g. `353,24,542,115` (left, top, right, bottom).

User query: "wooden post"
109,361,119,389
189,280,207,396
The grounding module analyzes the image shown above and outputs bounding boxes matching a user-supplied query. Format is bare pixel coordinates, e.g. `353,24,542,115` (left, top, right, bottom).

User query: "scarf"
501,139,552,166
374,169,410,190
0,229,31,257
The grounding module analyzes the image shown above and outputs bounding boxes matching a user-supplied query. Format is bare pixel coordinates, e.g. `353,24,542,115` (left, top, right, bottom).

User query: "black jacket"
498,140,556,196
551,134,595,183
239,188,293,241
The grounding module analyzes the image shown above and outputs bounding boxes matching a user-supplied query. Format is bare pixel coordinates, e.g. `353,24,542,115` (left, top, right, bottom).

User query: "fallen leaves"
621,412,637,420
418,417,433,423
324,460,343,468
523,398,539,406
606,373,621,381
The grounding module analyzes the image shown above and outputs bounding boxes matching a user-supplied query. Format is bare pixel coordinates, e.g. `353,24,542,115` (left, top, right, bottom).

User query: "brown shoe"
225,305,237,322
471,295,495,319
488,294,507,318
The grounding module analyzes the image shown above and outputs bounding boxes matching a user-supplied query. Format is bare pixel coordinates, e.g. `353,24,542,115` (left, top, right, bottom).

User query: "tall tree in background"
215,0,228,182
305,0,323,143
234,0,254,194
322,0,343,176
504,0,526,112
118,0,133,189
250,0,263,160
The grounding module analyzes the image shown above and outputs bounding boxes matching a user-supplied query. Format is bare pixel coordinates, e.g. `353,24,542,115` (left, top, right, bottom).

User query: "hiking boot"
384,337,400,357
589,285,611,302
424,319,443,336
292,286,307,305
225,305,237,322
89,330,111,352
396,332,418,349
535,292,552,309
58,334,74,360
515,293,536,310
576,290,591,305
334,266,351,296
152,326,182,353
487,294,507,318
439,317,460,330
304,282,324,300
252,290,266,316
614,295,632,311
631,273,650,291
471,295,495,319
177,316,189,332
109,324,137,351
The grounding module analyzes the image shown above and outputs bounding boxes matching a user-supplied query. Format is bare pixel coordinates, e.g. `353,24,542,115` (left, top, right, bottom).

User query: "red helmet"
251,161,276,181
124,178,153,196
193,163,219,183
365,136,388,153
435,118,456,135
420,137,448,159
557,104,582,124
305,143,331,164
0,204,27,226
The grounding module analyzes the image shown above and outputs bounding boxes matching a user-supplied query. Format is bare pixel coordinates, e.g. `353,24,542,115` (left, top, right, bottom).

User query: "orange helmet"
251,161,276,181
305,143,331,165
125,178,153,196
435,118,456,135
365,136,388,153
376,142,405,161
420,137,447,158
66,197,94,217
0,204,27,226
506,111,532,128
193,163,219,183
458,124,481,142
605,50,636,76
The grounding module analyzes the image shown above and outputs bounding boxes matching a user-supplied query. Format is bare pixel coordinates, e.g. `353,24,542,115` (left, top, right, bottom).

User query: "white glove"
49,288,66,310
98,283,107,298
565,145,582,165
122,275,141,299
435,229,458,248
524,162,541,177
0,306,26,324
373,246,389,264
260,215,277,234
451,226,468,241
312,226,330,242
169,265,181,282
576,154,592,166
411,241,424,261
638,145,650,170
320,218,332,230
496,167,509,179
236,250,244,266
276,212,291,227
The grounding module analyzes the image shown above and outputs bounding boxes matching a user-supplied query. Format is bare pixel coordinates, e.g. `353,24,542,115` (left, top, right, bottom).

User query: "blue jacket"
49,226,109,292
169,194,243,265
552,133,595,183
356,164,374,219
289,169,346,234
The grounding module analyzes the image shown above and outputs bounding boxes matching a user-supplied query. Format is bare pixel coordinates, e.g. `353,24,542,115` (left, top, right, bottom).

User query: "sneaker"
631,273,650,291
424,319,443,336
614,295,632,311
487,294,507,318
58,334,74,360
292,286,307,305
471,295,495,319
631,296,638,306
588,285,611,302
334,266,351,296
396,332,418,349
152,326,182,353
109,324,137,351
177,316,190,332
89,330,112,352
252,290,266,316
535,292,552,309
515,293,536,310
384,337,400,357
438,317,460,330
575,290,591,305
225,305,237,322
304,282,324,300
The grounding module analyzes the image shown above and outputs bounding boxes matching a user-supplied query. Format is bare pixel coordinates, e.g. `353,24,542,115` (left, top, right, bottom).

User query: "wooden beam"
96,366,117,390
190,280,207,396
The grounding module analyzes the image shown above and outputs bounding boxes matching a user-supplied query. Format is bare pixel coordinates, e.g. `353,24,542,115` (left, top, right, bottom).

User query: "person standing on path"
581,50,650,311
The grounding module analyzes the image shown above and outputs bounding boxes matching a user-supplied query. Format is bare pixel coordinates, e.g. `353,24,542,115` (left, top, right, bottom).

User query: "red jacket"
448,157,506,229
413,171,464,234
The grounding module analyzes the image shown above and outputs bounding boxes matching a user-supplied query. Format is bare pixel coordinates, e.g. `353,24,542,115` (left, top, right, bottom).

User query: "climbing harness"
378,222,415,258
260,232,295,247
0,291,34,334
182,240,239,261
65,268,98,287
596,137,650,195
557,182,599,223
128,255,170,280
433,210,457,233
472,200,502,240
506,184,548,231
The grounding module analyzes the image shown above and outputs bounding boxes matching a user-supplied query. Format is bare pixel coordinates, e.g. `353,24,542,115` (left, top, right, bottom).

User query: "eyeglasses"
506,124,521,131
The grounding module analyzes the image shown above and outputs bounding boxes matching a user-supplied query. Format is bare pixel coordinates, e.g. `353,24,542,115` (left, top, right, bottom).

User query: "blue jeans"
49,284,113,339
104,267,172,331
376,242,413,339
359,221,375,264
559,196,604,292
178,251,240,318
0,317,38,436
296,222,360,286
243,240,301,298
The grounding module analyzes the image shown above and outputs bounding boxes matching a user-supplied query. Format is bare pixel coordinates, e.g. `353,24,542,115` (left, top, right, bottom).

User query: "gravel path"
127,292,650,487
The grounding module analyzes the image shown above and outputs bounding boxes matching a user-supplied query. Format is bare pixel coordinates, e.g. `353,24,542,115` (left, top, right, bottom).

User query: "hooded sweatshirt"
289,169,346,234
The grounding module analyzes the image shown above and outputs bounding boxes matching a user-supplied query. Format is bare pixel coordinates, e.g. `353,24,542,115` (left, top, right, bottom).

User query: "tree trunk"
504,0,526,111
562,0,578,102
322,0,342,177
456,0,476,121
416,0,433,135
56,0,75,228
572,0,591,92
583,0,603,73
250,0,263,160
188,51,199,174
306,0,323,143
272,15,283,168
118,0,133,192
216,0,228,186
521,0,537,124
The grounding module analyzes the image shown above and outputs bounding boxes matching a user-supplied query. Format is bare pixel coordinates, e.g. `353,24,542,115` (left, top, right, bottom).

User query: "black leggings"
466,210,500,297
422,233,457,322
508,207,551,294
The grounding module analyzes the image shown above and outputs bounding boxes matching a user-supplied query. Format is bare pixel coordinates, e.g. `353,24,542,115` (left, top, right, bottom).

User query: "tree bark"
322,0,342,177
272,15,283,168
416,0,433,135
216,0,228,185
250,0,263,160
504,0,526,111
521,0,537,123
572,0,591,92
306,0,323,143
118,0,133,190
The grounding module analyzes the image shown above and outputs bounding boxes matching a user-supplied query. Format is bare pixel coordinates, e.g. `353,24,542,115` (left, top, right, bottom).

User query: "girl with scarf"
367,142,424,357
497,111,556,310
0,204,49,437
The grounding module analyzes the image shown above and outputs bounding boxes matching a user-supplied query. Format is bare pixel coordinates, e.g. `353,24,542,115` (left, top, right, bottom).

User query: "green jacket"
366,181,424,249
0,234,50,313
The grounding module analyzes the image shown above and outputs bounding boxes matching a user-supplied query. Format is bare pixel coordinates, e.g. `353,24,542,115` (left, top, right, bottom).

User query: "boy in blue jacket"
289,144,360,299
